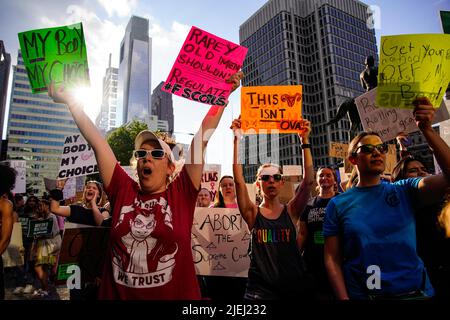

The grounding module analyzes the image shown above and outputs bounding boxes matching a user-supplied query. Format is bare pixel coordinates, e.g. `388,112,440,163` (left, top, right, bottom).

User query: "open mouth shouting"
141,166,153,178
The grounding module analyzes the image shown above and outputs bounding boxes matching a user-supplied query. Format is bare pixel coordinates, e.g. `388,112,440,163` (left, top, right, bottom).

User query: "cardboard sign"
329,142,349,159
384,144,397,175
377,34,450,109
201,164,221,204
356,88,450,142
58,134,98,179
1,223,24,267
191,208,250,277
56,224,110,284
241,85,304,133
18,22,89,93
27,218,53,238
162,26,247,106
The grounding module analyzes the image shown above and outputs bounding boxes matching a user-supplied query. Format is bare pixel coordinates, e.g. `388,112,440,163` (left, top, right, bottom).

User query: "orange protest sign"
241,85,303,134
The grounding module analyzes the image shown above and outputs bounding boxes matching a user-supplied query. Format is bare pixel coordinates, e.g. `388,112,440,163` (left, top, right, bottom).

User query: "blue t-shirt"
323,178,434,299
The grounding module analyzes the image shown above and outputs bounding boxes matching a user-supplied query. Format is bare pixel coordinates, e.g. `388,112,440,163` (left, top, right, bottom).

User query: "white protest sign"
201,164,221,204
282,165,302,176
63,177,77,200
9,160,26,194
58,134,98,179
355,88,449,142
192,207,250,277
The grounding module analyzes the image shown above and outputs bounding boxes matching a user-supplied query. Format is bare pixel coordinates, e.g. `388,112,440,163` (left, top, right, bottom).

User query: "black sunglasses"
259,174,283,182
354,143,388,155
133,149,166,160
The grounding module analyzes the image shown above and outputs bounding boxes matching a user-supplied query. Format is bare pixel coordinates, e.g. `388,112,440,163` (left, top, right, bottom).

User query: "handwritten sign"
63,177,76,200
18,22,89,93
329,142,349,159
201,164,221,203
356,88,449,142
58,134,98,179
56,224,110,284
27,218,53,238
241,85,304,133
191,208,250,277
377,34,450,109
162,26,247,106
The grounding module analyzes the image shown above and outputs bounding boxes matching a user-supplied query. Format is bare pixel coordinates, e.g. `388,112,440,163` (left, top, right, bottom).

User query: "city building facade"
96,54,119,135
6,51,79,195
239,0,377,180
151,81,174,134
117,16,152,126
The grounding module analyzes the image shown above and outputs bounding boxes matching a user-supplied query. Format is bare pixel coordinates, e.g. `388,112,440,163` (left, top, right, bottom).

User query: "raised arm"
0,200,14,255
287,120,314,224
49,189,71,218
185,71,243,189
231,117,257,229
324,235,349,300
48,83,117,190
413,98,450,205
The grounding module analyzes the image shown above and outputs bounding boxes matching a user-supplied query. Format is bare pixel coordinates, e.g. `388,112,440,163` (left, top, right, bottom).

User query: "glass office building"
117,16,152,126
151,81,174,134
240,0,378,180
6,51,79,195
96,54,119,135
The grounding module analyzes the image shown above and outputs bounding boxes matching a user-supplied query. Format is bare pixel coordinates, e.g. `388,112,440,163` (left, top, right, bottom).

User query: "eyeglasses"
258,174,283,182
133,149,166,160
354,143,388,155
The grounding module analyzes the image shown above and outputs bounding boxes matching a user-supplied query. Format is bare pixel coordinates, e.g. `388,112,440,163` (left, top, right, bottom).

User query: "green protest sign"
377,34,450,109
18,22,89,93
26,218,53,238
441,11,450,34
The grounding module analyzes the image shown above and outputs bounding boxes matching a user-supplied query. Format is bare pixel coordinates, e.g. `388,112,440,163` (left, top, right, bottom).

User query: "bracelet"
301,144,311,149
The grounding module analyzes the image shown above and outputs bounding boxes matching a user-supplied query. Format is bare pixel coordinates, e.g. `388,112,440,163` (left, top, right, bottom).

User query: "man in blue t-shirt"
324,97,450,300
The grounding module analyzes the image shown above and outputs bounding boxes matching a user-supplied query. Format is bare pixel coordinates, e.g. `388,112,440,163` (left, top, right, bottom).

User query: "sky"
1,0,449,176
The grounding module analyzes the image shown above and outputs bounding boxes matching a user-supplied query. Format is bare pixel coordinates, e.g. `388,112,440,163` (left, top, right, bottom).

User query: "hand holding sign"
227,71,244,94
48,82,78,107
18,22,89,93
412,97,435,131
230,117,243,140
298,119,311,144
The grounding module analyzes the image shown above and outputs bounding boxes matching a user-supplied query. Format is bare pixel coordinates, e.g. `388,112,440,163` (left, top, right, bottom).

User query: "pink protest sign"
162,26,248,106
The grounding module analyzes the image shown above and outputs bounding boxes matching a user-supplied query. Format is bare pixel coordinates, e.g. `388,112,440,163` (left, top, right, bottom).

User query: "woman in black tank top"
230,117,315,300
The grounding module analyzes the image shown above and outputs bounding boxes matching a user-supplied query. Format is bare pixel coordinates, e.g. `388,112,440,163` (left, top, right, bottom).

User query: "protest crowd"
1,16,450,303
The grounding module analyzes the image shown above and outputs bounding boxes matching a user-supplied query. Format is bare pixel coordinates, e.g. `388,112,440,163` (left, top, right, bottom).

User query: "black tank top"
246,205,311,299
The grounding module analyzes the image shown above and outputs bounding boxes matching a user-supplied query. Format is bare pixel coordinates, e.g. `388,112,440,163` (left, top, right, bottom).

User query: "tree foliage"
107,120,148,166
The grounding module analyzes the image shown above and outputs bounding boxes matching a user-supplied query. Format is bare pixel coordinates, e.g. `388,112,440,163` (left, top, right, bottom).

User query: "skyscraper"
0,41,11,141
240,0,377,180
96,54,119,135
117,16,152,126
151,81,174,134
6,51,79,195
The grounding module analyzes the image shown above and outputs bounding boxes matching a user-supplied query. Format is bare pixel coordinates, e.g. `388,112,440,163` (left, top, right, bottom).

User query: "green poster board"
27,218,53,238
18,22,89,93
441,11,450,34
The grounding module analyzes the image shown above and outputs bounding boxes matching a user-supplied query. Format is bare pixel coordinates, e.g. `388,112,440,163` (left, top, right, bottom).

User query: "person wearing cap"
47,71,243,300
230,117,315,300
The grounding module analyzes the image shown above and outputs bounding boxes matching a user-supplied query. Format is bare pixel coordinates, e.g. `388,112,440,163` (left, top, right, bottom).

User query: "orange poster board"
241,85,304,134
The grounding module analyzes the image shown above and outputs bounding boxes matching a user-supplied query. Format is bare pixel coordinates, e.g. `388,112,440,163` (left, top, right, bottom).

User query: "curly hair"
0,163,17,195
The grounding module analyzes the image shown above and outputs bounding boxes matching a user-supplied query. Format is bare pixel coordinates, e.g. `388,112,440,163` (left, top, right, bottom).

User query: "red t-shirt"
98,163,201,300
